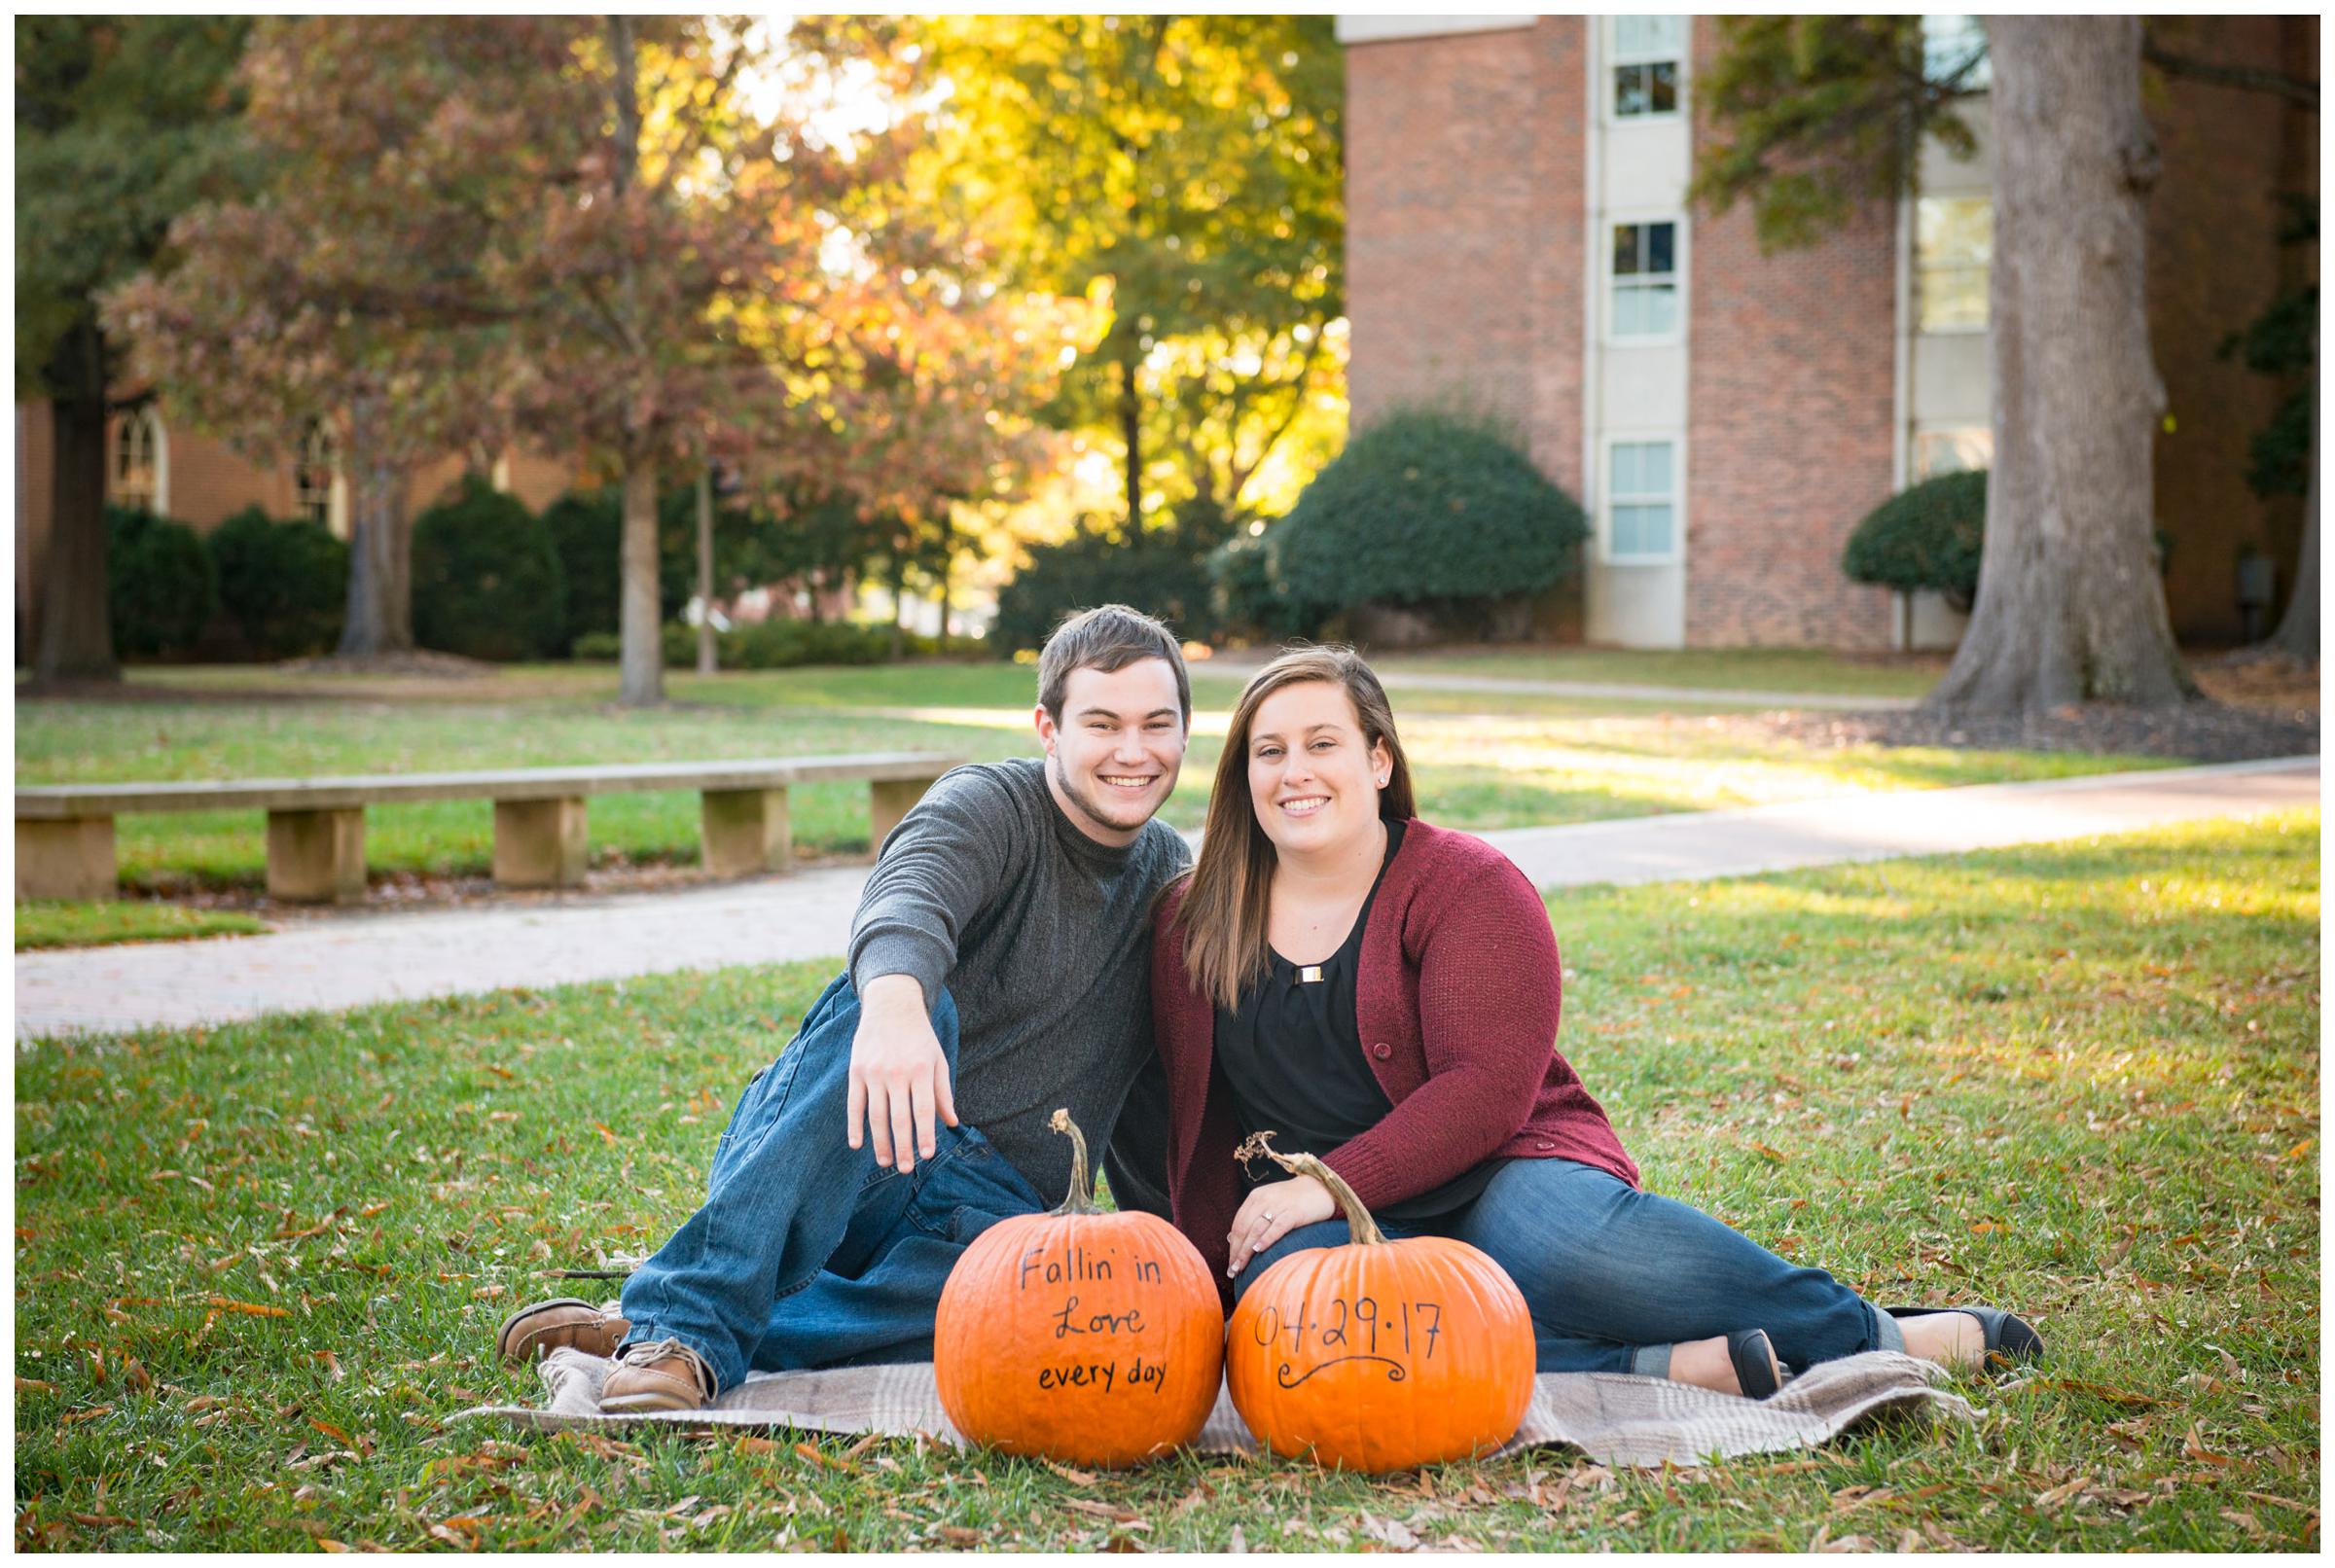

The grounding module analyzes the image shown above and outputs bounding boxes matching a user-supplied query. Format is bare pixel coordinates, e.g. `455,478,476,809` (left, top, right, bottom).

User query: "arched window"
112,408,166,513
295,418,346,536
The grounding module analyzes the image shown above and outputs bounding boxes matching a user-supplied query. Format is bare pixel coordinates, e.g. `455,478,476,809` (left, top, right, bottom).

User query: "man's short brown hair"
1036,604,1191,725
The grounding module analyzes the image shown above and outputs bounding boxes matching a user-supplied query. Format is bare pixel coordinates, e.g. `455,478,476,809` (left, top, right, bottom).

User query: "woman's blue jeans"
1234,1158,1904,1376
618,974,1046,1396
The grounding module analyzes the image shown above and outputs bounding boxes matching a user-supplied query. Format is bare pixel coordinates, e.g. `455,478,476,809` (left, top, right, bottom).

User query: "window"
1610,221,1679,339
1611,15,1683,119
112,409,162,510
1606,439,1677,561
295,418,339,527
1916,196,1991,333
1914,428,1993,479
1922,15,1991,90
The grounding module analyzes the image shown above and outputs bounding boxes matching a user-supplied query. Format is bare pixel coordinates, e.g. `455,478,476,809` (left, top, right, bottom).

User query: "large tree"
105,18,565,659
15,17,254,681
1927,18,2193,709
910,15,1344,530
1695,16,2206,712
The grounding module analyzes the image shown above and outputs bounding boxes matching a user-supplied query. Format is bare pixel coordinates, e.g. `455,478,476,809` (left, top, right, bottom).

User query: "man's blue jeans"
618,974,1046,1396
1235,1158,1904,1377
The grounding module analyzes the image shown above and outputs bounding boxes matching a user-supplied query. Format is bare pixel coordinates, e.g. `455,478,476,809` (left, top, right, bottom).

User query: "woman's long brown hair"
1172,646,1417,1011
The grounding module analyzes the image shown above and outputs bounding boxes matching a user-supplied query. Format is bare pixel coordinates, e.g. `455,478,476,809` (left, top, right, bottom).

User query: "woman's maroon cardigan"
1151,817,1640,1296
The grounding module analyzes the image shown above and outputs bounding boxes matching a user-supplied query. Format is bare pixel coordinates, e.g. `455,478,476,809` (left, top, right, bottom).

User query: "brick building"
1339,15,2317,649
13,397,584,656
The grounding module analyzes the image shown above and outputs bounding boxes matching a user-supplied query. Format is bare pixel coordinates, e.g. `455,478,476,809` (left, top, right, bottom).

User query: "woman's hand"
1226,1174,1337,1277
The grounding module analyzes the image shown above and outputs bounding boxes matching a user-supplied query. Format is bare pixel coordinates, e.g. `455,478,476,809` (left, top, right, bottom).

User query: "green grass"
1374,648,1945,698
17,663,2165,898
13,810,2317,1550
14,901,270,951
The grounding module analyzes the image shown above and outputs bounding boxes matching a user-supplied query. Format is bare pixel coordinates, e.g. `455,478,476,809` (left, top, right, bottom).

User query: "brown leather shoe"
599,1337,715,1414
495,1298,630,1365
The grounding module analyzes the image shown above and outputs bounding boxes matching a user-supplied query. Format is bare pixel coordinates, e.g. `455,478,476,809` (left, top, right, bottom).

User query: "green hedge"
207,506,346,659
411,475,566,660
1267,409,1587,625
573,619,913,669
990,531,1217,657
106,505,218,659
1842,469,1988,611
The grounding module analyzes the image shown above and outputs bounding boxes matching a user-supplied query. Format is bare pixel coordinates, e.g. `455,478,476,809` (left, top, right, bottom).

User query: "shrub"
411,475,566,660
1206,527,1328,644
656,618,910,669
106,505,218,659
1842,469,1987,612
990,530,1220,657
1268,409,1588,630
207,506,347,659
543,484,778,652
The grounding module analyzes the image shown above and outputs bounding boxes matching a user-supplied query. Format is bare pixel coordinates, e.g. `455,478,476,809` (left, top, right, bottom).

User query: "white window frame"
1599,433,1684,566
1606,214,1686,346
1607,15,1686,124
295,417,350,538
1914,195,1991,336
1913,427,1993,480
112,407,167,515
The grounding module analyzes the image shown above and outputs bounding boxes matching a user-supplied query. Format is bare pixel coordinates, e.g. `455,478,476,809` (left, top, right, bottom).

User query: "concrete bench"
15,752,963,905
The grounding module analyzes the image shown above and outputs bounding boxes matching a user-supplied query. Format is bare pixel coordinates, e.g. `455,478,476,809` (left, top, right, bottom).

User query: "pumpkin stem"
1234,1130,1385,1246
1049,1108,1104,1216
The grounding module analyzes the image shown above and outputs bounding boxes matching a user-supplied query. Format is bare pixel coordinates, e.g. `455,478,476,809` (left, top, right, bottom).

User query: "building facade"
1339,14,2317,649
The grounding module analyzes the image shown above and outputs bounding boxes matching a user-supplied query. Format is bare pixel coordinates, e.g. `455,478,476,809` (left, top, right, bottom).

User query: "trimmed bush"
106,505,218,659
1207,527,1328,643
1843,469,1988,612
653,618,915,669
411,476,566,661
207,506,347,659
1268,409,1588,630
990,530,1218,657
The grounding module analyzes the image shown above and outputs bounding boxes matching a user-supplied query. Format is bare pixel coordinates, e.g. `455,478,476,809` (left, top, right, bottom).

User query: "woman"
1150,648,2040,1397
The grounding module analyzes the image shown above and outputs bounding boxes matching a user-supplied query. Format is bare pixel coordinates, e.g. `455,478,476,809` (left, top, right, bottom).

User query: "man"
494,605,1193,1411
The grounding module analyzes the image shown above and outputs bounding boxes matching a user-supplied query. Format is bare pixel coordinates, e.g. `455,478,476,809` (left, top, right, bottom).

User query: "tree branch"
2142,38,2318,110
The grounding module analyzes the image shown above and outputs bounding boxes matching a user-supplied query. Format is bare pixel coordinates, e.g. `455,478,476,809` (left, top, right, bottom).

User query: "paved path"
1199,658,1919,712
15,757,2315,1040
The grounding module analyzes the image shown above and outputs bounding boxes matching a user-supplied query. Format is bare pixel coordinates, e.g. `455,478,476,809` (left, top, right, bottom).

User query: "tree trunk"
336,393,415,658
1927,17,2197,714
33,318,119,683
1120,353,1143,533
695,464,716,675
618,456,664,704
2266,371,2318,662
888,550,907,659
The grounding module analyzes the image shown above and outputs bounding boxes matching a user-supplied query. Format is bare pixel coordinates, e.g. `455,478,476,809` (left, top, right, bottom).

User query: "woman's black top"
1213,817,1507,1222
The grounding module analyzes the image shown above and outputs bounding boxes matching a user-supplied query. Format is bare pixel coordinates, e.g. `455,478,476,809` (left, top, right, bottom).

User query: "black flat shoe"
1727,1328,1784,1399
1886,1303,2045,1369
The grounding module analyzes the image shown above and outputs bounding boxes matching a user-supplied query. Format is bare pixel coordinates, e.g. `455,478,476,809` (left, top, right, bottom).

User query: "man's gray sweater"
847,758,1190,1207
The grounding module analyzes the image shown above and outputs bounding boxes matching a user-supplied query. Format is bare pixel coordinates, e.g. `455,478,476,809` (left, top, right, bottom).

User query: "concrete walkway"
1198,658,1920,712
15,757,2316,1040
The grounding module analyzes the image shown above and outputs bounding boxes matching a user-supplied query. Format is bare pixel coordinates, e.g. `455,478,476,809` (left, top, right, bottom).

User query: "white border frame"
1913,194,1992,337
1599,432,1686,567
1604,212,1688,347
1605,14,1688,125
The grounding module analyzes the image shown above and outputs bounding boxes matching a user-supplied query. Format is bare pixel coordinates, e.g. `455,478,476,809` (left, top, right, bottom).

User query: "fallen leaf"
1358,1513,1419,1550
935,1525,982,1548
1749,1142,1789,1164
2184,1424,2232,1467
2034,1475,2093,1511
1064,1498,1140,1524
17,1376,55,1395
204,1297,290,1319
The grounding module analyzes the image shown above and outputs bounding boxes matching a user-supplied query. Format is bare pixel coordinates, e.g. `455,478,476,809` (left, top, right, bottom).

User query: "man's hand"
847,975,959,1171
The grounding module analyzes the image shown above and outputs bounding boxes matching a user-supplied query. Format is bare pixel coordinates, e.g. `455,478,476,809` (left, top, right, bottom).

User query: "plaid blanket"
457,1348,1973,1470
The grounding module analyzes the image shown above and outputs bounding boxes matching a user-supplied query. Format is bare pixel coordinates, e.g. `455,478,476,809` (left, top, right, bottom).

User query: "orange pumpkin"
934,1109,1224,1469
1224,1133,1534,1473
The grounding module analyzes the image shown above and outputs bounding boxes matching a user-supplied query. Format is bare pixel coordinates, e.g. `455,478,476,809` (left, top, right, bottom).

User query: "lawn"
15,901,269,952
14,810,2317,1550
17,661,2165,900
1370,647,1946,699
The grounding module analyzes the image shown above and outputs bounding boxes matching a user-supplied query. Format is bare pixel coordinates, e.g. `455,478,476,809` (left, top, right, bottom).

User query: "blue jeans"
619,974,1046,1395
1235,1158,1904,1376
